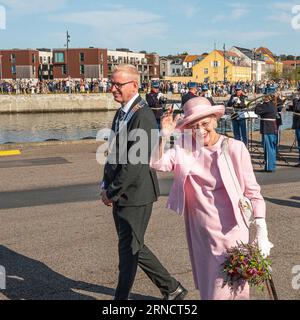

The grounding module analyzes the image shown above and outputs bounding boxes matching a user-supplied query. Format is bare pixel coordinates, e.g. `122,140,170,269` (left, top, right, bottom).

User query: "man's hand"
100,189,113,207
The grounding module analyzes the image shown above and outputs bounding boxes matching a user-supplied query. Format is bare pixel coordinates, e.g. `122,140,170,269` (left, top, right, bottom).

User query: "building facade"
146,53,160,80
230,46,266,81
192,50,251,83
37,49,53,80
108,49,159,82
159,57,173,77
182,55,203,76
53,48,108,80
0,49,40,79
256,47,283,77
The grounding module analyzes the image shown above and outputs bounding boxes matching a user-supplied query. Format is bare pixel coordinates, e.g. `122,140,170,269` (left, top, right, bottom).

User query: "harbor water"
0,111,295,144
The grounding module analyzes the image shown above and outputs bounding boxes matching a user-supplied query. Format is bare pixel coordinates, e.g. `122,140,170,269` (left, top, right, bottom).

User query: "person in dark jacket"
100,64,187,300
227,85,248,145
146,81,165,130
199,84,215,105
255,95,278,172
289,89,300,167
181,82,198,106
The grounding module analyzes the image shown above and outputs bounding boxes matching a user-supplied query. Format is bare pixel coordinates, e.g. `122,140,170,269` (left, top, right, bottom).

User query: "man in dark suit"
100,64,187,300
289,88,300,167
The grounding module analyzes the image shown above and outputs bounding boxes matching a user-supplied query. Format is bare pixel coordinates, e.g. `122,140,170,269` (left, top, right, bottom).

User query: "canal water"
0,111,295,144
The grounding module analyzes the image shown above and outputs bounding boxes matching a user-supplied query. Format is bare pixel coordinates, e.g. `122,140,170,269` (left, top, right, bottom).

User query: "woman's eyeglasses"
188,119,213,131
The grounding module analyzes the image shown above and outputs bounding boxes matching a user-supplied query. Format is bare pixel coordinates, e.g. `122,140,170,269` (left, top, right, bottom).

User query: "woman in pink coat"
150,97,273,300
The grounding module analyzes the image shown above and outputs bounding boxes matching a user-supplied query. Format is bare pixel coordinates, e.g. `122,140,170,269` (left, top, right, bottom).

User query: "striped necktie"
116,109,126,132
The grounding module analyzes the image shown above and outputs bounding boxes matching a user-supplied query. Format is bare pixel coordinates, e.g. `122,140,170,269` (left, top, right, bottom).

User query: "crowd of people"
145,79,294,97
0,79,110,95
0,78,295,96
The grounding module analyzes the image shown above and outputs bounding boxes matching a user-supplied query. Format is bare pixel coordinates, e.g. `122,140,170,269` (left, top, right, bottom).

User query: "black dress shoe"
163,284,188,300
294,163,300,168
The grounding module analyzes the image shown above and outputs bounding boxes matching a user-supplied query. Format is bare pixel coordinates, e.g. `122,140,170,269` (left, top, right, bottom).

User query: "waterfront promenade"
0,130,299,300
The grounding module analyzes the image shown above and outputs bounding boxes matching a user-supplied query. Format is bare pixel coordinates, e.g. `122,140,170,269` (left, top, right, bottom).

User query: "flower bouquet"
221,242,277,299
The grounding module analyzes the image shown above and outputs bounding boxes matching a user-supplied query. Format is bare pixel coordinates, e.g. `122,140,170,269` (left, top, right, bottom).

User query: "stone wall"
0,94,121,113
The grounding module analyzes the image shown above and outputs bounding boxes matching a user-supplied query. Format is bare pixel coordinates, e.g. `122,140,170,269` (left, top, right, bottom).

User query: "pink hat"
176,97,225,130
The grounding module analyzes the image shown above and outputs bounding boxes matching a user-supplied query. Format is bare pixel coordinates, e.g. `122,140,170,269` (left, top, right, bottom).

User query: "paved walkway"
0,131,299,300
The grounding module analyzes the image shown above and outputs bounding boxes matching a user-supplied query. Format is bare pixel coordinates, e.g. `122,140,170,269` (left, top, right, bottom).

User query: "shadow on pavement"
1,166,299,210
0,184,99,210
0,246,158,300
264,197,300,209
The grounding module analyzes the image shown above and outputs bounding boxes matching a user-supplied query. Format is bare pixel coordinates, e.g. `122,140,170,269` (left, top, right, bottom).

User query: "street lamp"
251,48,256,82
0,54,3,81
223,43,226,83
65,31,71,94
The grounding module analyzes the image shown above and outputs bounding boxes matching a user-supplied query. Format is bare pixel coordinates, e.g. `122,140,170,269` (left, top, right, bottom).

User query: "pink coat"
150,136,266,227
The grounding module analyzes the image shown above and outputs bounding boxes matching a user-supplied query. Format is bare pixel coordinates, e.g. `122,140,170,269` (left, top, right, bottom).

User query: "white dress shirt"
122,93,139,115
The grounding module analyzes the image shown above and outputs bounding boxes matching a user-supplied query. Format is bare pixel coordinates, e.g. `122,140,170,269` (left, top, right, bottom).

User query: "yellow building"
192,50,251,83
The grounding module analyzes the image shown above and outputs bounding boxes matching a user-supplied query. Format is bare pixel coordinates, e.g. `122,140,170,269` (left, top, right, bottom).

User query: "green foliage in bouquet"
221,242,272,293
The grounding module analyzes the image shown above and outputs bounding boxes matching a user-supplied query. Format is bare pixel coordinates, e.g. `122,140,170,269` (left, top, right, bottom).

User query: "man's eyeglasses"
110,81,135,90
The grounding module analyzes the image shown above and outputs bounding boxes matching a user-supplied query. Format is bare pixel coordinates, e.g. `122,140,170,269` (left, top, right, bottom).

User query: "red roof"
256,47,275,59
184,55,202,63
282,60,300,66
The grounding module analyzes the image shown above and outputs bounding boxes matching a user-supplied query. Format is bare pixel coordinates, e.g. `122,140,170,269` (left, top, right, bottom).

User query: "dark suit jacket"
146,92,164,120
291,98,300,129
102,95,160,207
181,91,197,106
255,101,278,135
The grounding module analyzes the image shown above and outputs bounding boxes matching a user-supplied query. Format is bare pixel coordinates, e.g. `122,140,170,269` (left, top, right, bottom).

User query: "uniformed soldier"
181,82,198,106
200,84,215,105
227,84,248,145
289,87,300,167
255,95,278,172
146,81,165,129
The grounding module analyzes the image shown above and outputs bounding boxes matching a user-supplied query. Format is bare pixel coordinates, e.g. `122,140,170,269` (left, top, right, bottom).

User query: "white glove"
254,218,274,258
157,92,164,101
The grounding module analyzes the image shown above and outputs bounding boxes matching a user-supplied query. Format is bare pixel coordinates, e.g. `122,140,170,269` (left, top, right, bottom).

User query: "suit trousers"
112,203,179,300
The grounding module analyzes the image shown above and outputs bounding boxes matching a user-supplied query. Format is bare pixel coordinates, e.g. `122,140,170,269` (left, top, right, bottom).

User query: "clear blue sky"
0,0,300,56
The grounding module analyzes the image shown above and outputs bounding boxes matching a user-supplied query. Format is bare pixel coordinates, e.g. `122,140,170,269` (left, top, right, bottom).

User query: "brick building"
146,53,160,80
0,49,40,79
52,48,108,80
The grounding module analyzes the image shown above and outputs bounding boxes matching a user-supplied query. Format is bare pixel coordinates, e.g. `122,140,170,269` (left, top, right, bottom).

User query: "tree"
287,55,297,60
179,52,189,56
282,68,300,82
266,69,282,80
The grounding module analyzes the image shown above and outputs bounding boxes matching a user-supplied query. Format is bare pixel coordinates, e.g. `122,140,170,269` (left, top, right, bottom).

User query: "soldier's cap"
188,82,197,89
151,81,160,89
